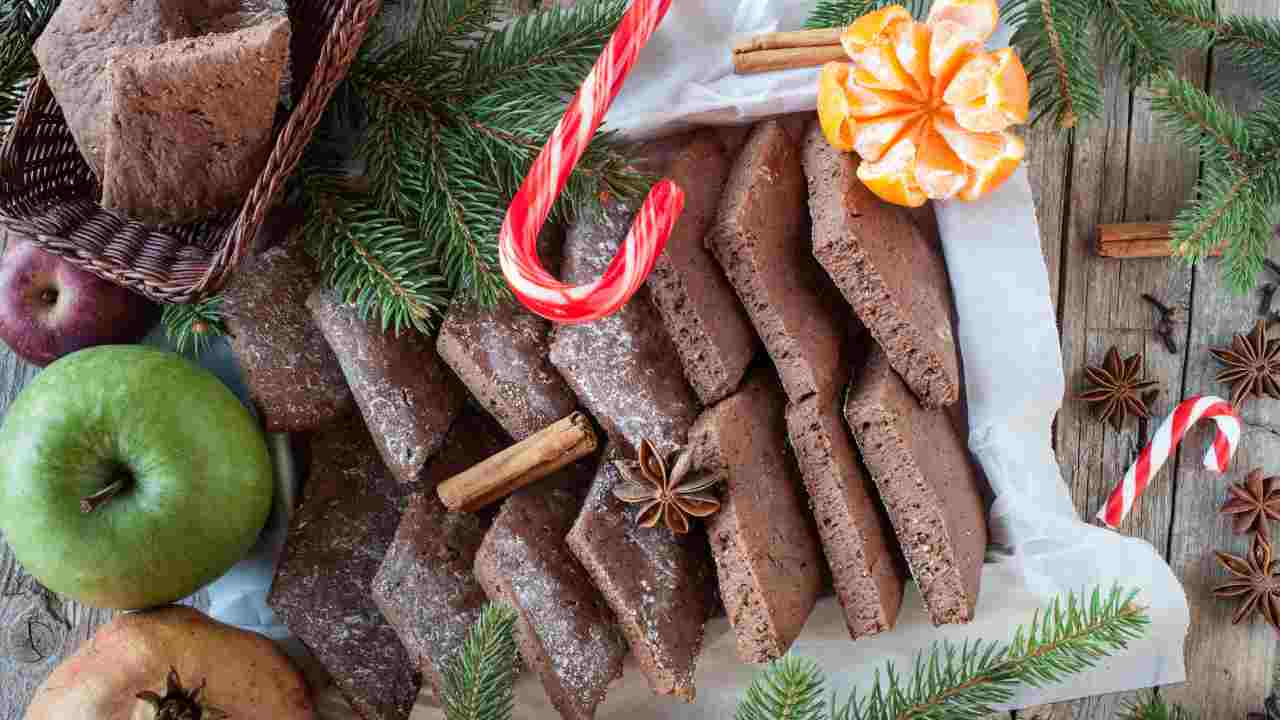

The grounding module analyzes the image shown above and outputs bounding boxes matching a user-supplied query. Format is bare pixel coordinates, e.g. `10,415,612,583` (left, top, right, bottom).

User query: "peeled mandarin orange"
816,0,1029,206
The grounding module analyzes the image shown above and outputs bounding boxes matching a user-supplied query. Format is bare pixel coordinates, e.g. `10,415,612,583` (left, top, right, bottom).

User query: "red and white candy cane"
1097,395,1241,529
498,0,683,324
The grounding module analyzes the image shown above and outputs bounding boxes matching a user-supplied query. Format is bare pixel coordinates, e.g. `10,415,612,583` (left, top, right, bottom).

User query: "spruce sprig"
1149,73,1280,293
303,174,451,335
0,0,56,125
442,603,519,720
1119,692,1196,720
736,656,827,720
161,295,228,355
804,0,931,28
737,585,1149,720
308,0,643,332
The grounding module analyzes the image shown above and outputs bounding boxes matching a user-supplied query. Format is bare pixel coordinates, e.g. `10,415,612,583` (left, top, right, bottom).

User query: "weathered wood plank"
0,346,120,720
1162,0,1280,714
1047,41,1207,717
1023,113,1072,305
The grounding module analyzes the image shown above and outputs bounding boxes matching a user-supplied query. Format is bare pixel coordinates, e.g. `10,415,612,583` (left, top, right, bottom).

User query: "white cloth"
209,1,1191,713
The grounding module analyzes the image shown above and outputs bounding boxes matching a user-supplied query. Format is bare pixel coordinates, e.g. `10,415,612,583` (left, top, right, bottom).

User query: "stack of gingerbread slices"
257,115,988,720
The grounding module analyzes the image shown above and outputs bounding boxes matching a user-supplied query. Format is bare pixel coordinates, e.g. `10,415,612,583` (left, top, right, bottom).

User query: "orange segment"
927,19,981,92
890,20,932,98
851,112,922,163
845,83,918,119
857,138,928,207
926,0,999,43
933,114,1006,167
945,48,1031,133
841,6,924,98
915,125,969,199
841,5,913,50
959,131,1025,201
818,62,856,152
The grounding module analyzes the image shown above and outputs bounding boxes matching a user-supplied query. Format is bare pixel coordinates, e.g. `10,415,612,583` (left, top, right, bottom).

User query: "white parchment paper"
208,0,1192,713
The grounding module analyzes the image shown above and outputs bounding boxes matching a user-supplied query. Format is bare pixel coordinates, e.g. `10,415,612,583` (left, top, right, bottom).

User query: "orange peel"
816,0,1029,206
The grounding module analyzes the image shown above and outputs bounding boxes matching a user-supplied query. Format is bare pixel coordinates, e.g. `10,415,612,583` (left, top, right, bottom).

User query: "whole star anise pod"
1214,534,1280,630
1211,320,1280,409
1223,469,1280,541
612,438,720,534
1079,347,1160,431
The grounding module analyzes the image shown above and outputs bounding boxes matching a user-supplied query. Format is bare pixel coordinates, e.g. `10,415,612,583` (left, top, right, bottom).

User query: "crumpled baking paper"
206,0,1190,714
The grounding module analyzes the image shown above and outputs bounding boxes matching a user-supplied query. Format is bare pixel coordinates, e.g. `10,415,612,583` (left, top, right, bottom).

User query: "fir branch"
161,295,228,355
804,0,931,28
1096,0,1175,84
0,0,56,126
1006,0,1100,129
1148,72,1250,168
304,184,450,335
1152,74,1280,292
737,657,827,720
442,603,519,720
313,0,642,332
1119,692,1196,720
1154,0,1280,95
738,586,1149,720
463,0,626,93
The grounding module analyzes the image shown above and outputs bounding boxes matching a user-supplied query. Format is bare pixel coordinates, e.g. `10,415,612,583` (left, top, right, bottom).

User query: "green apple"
0,345,273,609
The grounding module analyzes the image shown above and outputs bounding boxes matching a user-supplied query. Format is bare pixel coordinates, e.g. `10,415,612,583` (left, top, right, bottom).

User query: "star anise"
1223,469,1280,541
1079,347,1160,431
1211,320,1280,409
612,438,720,534
1214,534,1280,630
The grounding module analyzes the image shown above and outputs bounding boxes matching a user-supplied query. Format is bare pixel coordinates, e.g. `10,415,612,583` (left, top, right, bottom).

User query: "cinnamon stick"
733,27,844,54
1097,222,1222,259
437,412,598,512
733,44,847,75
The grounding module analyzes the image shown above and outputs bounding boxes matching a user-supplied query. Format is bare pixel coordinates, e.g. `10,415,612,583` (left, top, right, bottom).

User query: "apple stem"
80,477,128,514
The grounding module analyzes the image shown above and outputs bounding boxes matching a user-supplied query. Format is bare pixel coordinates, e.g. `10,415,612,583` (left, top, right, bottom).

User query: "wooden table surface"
3,1,1280,716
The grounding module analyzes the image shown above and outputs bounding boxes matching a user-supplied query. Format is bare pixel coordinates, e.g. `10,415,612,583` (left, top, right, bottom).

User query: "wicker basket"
0,0,381,304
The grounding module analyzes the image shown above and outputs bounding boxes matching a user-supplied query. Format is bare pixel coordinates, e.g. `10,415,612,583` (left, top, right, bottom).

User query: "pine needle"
442,603,519,720
161,295,228,355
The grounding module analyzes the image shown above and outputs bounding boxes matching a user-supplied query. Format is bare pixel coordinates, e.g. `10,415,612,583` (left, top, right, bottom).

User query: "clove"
1261,283,1278,318
1141,294,1180,354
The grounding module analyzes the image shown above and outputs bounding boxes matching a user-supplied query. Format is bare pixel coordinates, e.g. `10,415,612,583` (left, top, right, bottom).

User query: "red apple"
0,233,158,366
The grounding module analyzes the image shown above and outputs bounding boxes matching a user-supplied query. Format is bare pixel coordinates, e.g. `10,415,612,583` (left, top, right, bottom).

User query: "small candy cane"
1097,395,1241,529
498,0,683,324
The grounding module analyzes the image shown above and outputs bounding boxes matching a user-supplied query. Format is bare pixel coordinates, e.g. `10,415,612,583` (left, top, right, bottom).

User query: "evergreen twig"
804,0,931,28
1119,692,1196,720
442,603,519,720
162,295,228,355
310,0,643,332
0,0,56,126
736,585,1149,720
737,657,827,720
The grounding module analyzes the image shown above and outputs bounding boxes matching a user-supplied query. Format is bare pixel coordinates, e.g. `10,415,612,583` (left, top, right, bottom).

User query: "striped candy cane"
498,0,684,324
1097,395,1241,529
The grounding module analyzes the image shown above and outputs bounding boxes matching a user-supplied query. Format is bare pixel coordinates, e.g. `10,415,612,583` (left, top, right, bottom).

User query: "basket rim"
0,0,384,305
